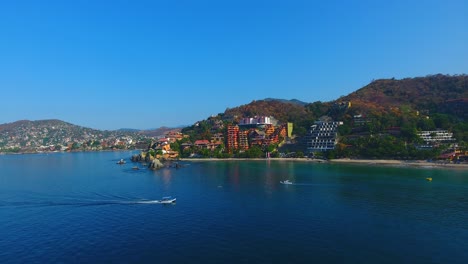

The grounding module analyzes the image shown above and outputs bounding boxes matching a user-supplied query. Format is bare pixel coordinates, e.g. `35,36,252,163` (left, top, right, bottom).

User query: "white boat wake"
0,192,179,208
0,198,174,207
134,200,163,204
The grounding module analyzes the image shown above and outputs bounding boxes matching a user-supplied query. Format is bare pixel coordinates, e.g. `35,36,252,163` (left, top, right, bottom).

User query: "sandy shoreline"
329,158,468,169
179,157,468,170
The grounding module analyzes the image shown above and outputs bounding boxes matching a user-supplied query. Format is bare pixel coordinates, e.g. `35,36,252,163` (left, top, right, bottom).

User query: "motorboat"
159,196,177,204
280,180,293,185
116,159,126,164
136,197,176,204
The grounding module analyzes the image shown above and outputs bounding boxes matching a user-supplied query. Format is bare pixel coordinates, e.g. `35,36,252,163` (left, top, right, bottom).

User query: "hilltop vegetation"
342,74,467,116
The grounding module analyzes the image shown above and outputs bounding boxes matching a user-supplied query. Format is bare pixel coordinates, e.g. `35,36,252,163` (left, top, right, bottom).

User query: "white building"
239,116,275,125
306,121,343,153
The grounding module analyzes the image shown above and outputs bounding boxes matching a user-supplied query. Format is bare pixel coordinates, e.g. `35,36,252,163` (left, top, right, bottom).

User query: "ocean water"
1,151,468,263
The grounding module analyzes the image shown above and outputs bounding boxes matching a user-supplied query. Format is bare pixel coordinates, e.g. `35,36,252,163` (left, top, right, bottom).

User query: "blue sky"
1,0,467,130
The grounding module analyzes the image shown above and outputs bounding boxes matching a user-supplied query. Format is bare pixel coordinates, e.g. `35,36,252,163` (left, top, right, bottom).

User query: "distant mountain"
117,128,141,132
263,98,308,106
139,127,181,137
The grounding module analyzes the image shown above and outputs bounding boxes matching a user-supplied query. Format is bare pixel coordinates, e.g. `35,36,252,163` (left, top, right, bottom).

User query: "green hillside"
182,74,467,159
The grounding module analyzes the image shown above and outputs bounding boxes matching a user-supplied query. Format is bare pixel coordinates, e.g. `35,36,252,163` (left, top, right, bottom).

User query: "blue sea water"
1,151,468,263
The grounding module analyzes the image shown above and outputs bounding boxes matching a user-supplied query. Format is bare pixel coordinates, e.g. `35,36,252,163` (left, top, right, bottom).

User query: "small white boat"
159,196,176,204
280,180,293,185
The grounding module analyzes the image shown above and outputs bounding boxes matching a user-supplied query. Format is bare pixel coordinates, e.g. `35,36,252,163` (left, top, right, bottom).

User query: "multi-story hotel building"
239,130,249,150
306,121,343,153
227,125,239,153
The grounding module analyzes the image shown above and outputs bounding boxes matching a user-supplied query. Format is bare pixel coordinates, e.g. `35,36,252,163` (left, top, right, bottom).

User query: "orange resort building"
226,123,288,153
306,121,343,153
227,125,239,152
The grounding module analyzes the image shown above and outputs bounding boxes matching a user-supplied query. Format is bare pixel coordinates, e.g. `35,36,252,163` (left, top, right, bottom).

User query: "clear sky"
1,0,467,130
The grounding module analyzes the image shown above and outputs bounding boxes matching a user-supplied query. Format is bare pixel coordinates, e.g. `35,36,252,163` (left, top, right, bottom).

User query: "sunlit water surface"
1,152,468,263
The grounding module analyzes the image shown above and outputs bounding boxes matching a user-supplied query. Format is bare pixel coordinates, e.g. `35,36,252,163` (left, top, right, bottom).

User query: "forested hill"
224,74,467,122
341,74,468,117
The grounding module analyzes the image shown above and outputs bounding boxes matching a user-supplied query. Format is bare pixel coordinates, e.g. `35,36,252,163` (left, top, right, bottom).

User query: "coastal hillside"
216,74,467,137
341,74,468,118
183,74,467,149
0,119,148,153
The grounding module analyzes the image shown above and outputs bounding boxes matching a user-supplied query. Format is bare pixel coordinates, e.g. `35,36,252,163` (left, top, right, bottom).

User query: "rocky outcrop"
132,151,163,170
131,154,143,162
145,153,153,163
131,151,155,162
148,159,164,170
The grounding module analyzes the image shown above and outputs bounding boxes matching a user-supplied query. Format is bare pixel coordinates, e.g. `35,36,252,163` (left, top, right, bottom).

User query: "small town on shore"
3,113,466,169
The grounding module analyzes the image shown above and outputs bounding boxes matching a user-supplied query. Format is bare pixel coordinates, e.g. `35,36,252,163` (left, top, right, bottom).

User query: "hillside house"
194,140,210,149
